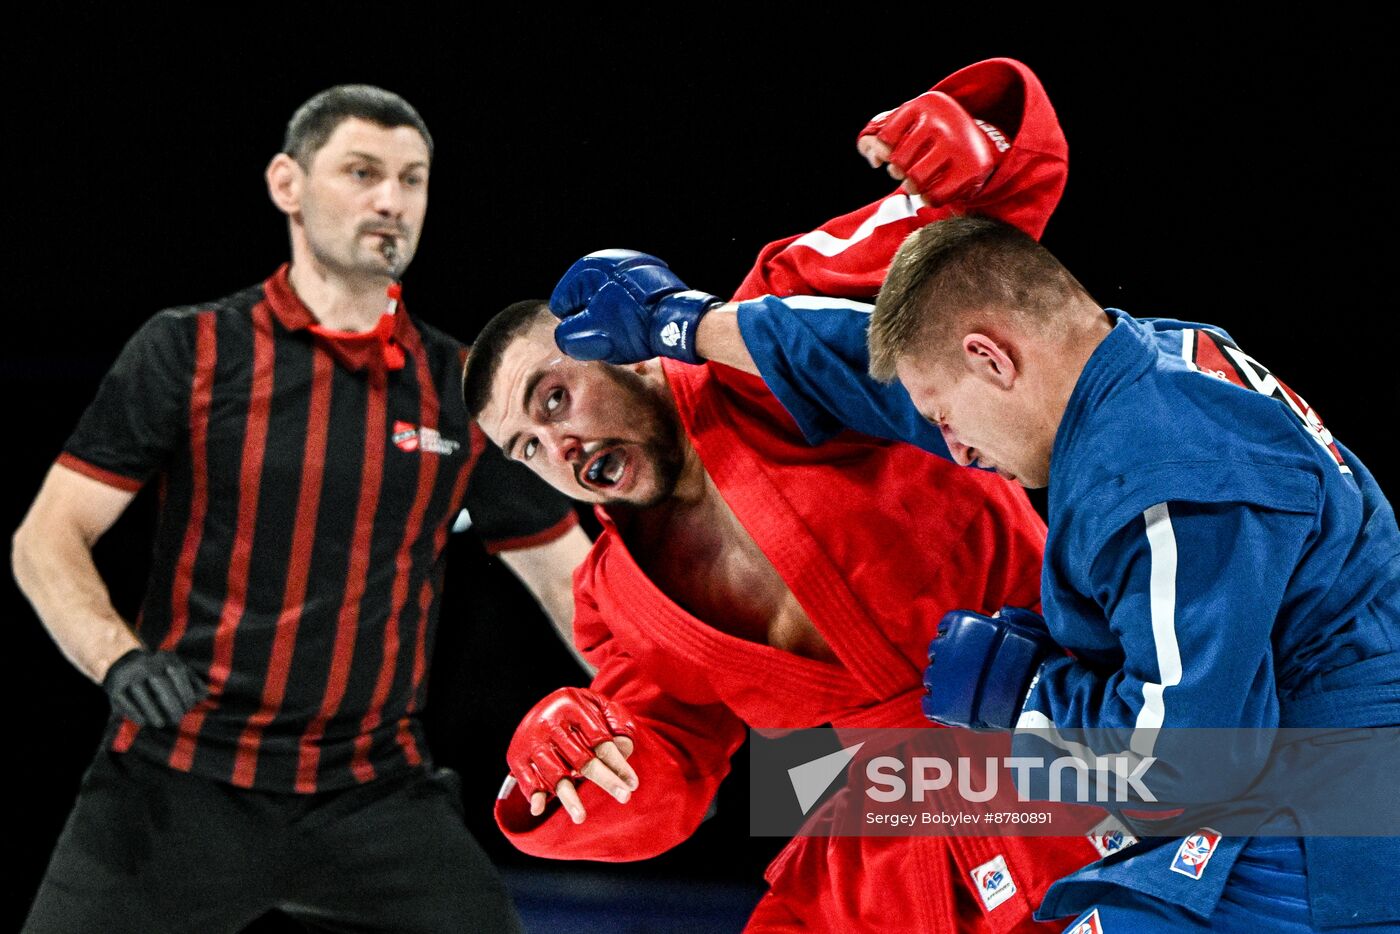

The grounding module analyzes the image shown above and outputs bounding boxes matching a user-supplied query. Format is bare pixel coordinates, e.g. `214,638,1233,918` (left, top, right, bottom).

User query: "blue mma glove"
550,250,721,365
922,607,1059,731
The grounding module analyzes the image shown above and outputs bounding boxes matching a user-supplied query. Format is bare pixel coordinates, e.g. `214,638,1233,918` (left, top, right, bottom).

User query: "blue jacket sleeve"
1015,500,1315,805
735,295,950,457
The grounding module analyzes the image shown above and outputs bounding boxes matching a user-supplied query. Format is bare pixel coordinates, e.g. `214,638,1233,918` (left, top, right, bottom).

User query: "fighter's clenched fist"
506,686,640,823
923,607,1061,731
550,250,721,365
857,90,1008,205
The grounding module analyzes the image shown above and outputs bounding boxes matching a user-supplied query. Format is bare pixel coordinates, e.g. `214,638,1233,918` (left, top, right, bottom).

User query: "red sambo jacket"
497,58,1097,932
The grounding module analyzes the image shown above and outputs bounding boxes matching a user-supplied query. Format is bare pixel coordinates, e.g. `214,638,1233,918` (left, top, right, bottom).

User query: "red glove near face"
858,90,1008,205
506,687,638,801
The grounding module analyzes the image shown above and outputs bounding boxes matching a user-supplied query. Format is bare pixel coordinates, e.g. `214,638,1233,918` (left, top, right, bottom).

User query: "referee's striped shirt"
60,265,577,793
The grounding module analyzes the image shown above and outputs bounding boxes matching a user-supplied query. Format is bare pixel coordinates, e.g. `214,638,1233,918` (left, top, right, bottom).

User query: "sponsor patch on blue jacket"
1169,829,1222,880
1067,908,1103,934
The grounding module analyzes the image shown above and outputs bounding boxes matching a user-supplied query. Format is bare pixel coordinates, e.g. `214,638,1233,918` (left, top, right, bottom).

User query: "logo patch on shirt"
1169,829,1222,879
392,421,461,456
1067,908,1104,934
1087,817,1139,857
970,855,1017,911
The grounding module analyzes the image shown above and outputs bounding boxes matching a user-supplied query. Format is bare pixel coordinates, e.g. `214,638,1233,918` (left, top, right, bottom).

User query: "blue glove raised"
550,250,722,365
922,607,1059,731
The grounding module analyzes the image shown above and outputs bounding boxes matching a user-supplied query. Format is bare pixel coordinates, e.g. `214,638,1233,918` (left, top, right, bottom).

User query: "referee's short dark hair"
283,85,433,167
463,301,557,421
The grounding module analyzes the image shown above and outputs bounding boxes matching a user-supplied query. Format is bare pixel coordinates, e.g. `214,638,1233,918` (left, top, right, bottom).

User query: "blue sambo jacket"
737,296,1400,928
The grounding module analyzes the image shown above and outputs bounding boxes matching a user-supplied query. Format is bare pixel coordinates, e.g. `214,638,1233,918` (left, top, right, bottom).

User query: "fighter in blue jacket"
545,223,1400,930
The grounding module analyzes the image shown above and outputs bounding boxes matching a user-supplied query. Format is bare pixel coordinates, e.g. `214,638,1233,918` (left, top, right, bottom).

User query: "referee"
13,85,587,933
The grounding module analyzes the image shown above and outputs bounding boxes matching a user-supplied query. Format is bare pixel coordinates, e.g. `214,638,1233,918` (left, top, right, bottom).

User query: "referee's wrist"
99,645,146,689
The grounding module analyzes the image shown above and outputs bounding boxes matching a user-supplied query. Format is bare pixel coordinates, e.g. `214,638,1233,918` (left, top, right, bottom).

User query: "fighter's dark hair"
283,85,433,167
462,301,556,421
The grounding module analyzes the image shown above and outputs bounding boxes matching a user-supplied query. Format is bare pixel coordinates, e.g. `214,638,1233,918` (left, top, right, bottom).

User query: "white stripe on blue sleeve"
1132,503,1183,756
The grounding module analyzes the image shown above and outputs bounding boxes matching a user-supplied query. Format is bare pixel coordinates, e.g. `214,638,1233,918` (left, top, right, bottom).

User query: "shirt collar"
1049,308,1154,484
263,263,409,371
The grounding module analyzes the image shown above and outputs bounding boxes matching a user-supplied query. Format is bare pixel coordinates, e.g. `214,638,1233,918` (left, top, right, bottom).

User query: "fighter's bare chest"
628,488,837,664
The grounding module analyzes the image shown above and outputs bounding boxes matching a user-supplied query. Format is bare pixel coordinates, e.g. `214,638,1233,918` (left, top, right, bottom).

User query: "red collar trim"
263,263,410,371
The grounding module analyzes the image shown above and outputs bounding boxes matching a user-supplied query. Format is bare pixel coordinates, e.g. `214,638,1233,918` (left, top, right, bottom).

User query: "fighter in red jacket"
465,59,1091,931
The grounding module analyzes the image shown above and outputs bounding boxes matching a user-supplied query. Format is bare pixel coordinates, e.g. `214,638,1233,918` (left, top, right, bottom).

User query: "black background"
6,8,1396,929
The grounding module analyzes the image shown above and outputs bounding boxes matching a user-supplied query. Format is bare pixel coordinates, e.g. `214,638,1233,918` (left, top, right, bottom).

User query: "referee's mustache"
358,220,411,240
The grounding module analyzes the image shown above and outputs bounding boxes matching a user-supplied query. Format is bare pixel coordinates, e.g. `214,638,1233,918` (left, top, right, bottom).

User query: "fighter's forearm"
12,518,140,685
694,304,758,375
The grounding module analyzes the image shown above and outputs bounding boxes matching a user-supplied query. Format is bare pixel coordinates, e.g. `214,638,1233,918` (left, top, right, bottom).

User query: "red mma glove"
858,90,1008,205
506,687,638,820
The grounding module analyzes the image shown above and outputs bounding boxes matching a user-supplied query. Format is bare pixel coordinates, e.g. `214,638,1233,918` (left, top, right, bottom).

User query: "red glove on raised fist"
858,90,1008,205
506,687,638,803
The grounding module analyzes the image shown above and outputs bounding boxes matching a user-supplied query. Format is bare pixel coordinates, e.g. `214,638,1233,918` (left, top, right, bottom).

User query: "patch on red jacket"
970,854,1017,911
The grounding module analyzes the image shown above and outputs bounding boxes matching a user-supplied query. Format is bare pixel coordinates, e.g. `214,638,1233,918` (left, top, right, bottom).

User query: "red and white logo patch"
1087,817,1139,858
392,420,460,456
1067,908,1104,934
393,420,421,452
1182,330,1348,474
1170,829,1222,880
969,855,1017,911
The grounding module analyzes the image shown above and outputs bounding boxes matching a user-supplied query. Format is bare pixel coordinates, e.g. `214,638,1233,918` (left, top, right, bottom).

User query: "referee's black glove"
102,649,208,728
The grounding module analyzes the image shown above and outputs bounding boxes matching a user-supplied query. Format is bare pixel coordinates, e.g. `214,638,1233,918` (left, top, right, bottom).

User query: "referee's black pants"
23,746,523,934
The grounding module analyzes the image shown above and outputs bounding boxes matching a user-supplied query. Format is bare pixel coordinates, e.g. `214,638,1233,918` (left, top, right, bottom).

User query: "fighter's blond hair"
868,216,1091,381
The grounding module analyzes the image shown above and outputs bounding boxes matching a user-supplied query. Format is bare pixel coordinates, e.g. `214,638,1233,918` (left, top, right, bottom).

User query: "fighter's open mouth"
583,448,626,487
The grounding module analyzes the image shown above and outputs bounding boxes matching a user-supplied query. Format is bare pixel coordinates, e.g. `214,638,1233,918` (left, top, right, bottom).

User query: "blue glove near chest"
923,607,1061,731
550,250,721,365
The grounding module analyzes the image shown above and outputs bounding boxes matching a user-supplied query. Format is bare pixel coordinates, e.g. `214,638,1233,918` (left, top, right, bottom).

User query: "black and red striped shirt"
61,265,577,793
